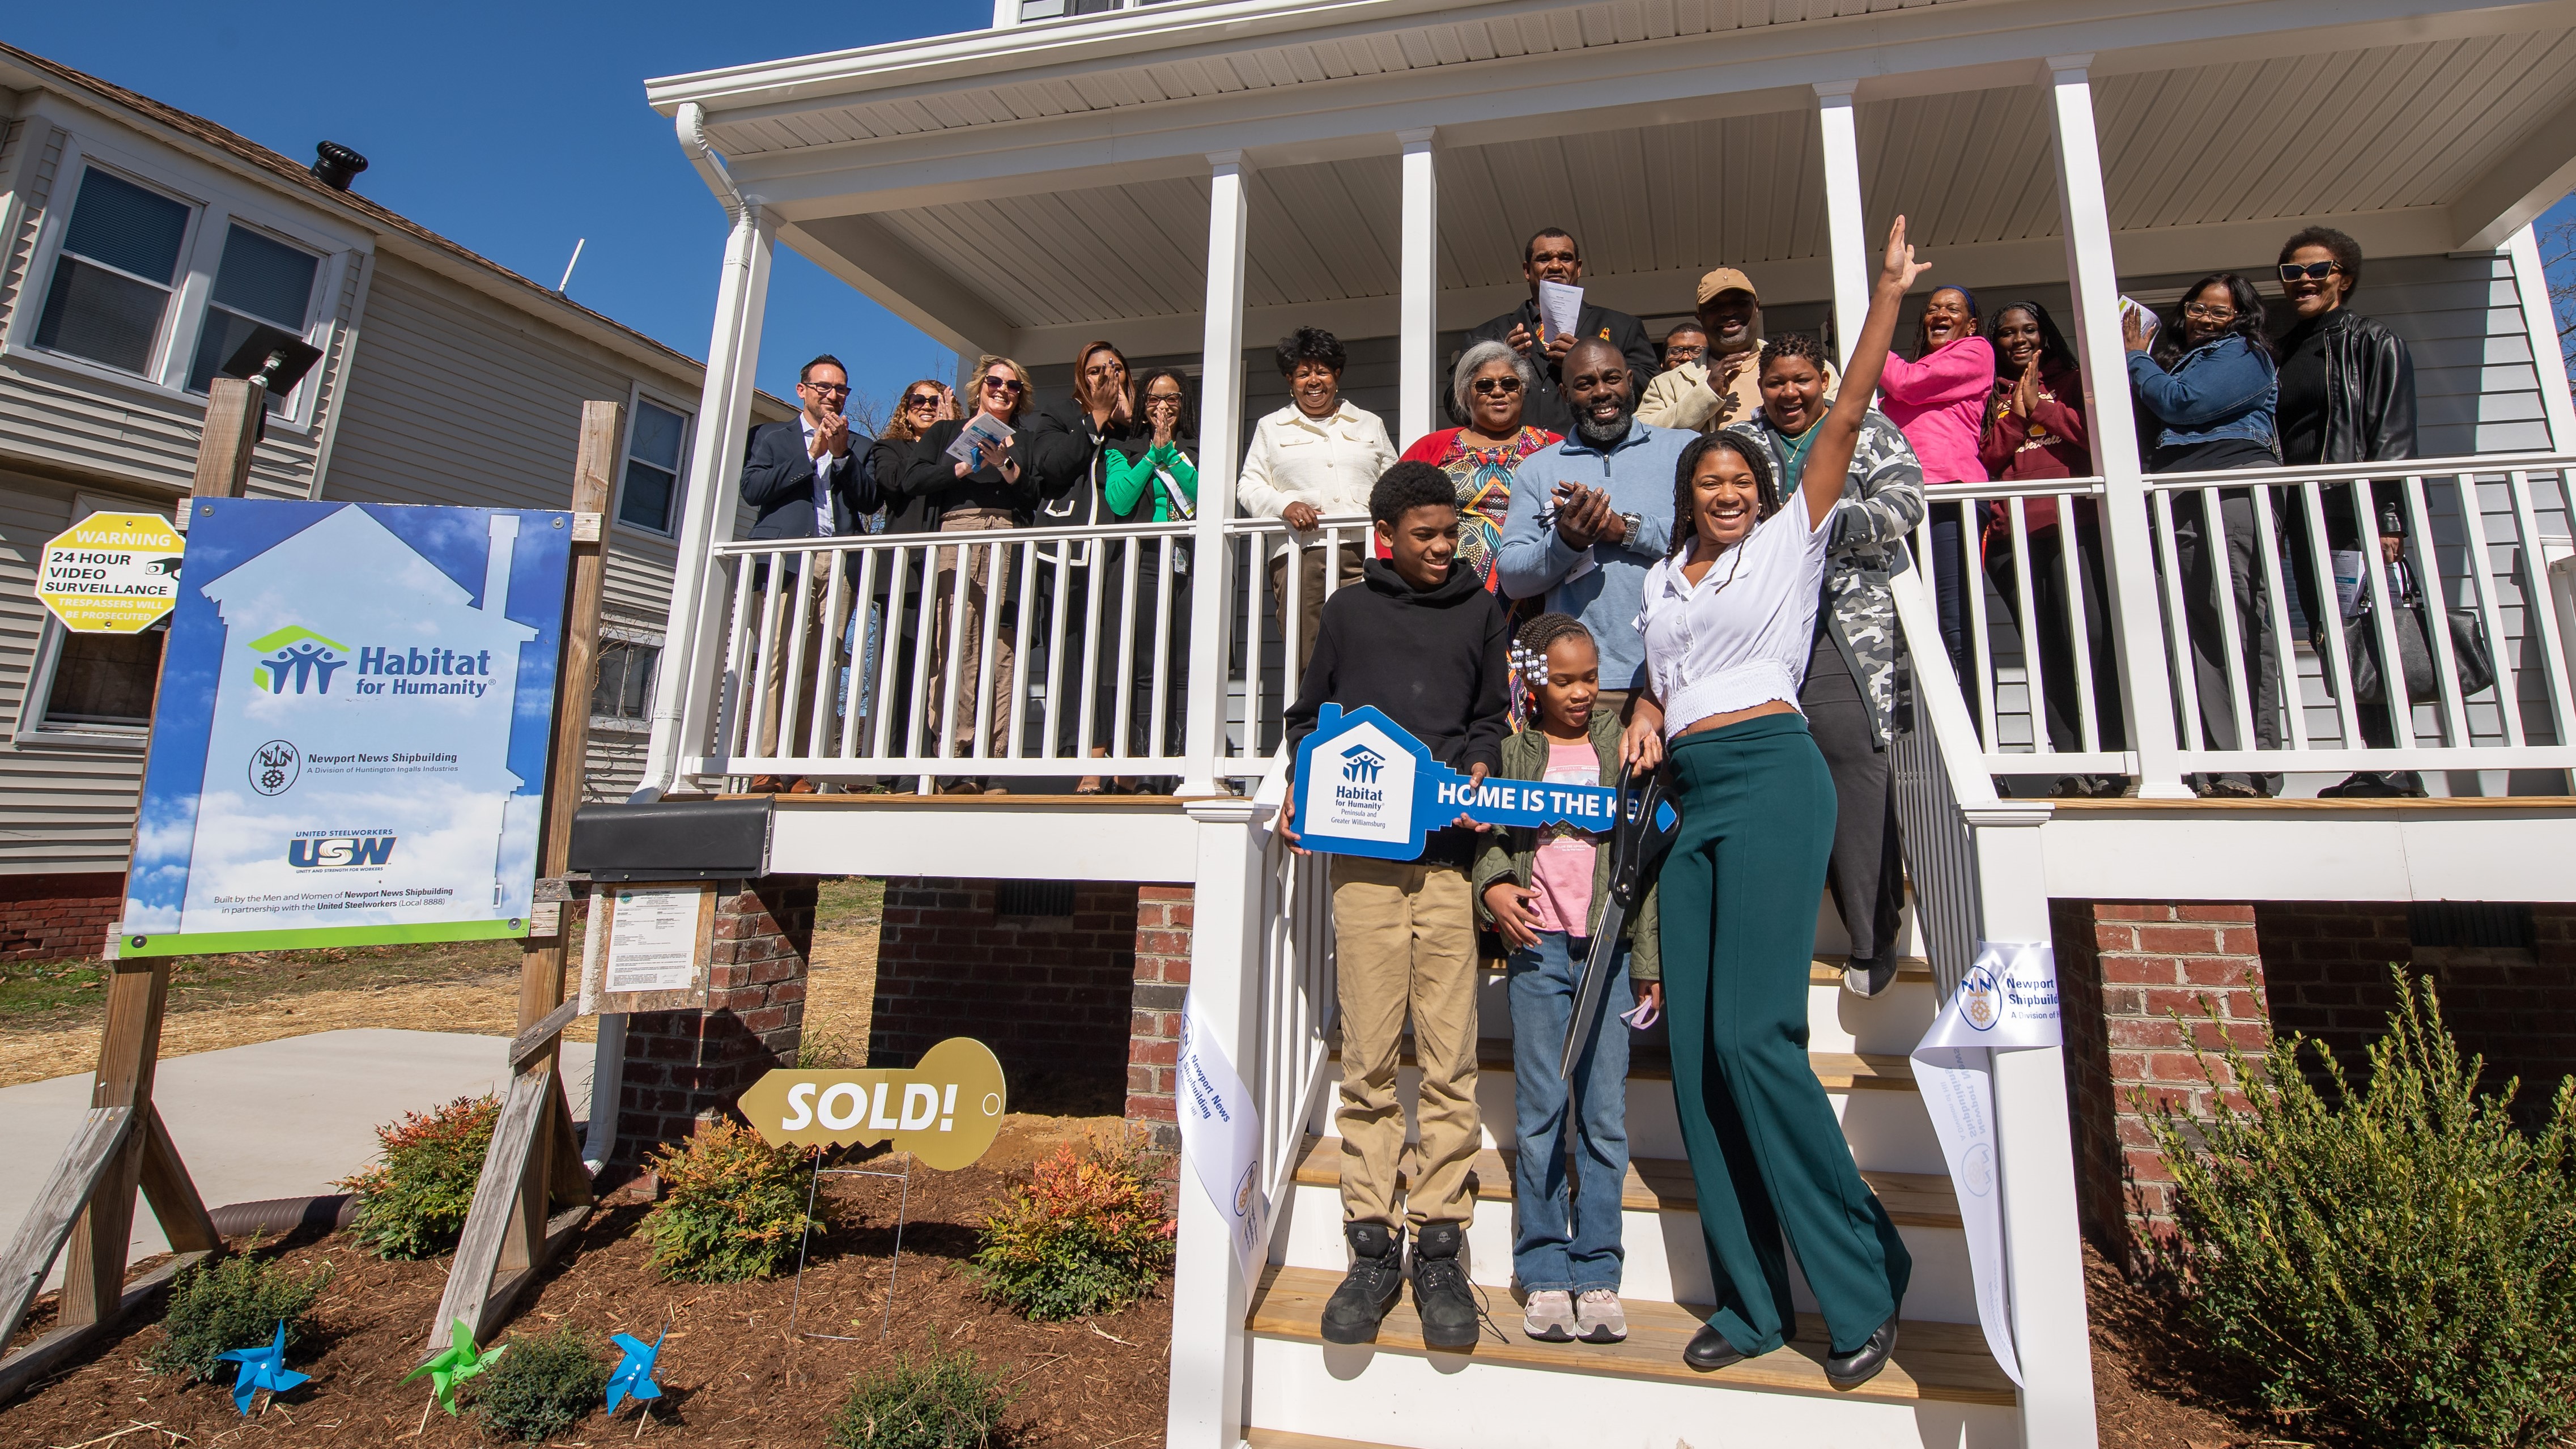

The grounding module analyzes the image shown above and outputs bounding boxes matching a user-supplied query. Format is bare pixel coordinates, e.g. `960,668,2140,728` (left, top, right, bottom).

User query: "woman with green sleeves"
1093,369,1198,787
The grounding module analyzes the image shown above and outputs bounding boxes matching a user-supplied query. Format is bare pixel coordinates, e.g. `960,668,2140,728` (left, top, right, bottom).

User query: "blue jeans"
1508,930,1634,1294
838,597,883,723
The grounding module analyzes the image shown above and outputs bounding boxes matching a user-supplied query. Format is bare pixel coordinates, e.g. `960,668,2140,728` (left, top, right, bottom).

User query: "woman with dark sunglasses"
1396,340,1562,592
2123,273,2284,797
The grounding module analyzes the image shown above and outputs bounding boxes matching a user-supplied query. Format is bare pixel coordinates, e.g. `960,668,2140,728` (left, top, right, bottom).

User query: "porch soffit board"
787,214,1018,355
2447,84,2576,249
677,0,2573,179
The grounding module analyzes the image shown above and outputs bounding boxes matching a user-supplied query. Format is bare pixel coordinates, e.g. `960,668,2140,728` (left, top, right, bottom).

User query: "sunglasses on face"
2279,261,2340,282
1470,377,1525,396
981,377,1025,394
903,394,941,410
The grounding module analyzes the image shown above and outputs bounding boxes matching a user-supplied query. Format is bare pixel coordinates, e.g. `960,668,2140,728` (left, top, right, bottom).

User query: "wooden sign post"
423,400,619,1352
0,377,264,1402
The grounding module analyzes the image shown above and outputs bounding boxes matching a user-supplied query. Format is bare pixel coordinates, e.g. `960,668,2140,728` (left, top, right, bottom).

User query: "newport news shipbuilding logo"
245,623,501,699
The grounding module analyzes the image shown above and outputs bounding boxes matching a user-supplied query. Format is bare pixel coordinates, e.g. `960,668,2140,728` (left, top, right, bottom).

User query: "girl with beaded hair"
1472,611,1661,1347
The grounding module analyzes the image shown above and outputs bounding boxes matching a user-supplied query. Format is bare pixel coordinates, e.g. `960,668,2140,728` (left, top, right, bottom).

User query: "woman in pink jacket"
1877,286,1995,688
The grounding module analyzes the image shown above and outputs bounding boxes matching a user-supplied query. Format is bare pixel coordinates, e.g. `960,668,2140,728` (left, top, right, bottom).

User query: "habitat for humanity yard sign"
1291,703,1660,859
120,499,571,956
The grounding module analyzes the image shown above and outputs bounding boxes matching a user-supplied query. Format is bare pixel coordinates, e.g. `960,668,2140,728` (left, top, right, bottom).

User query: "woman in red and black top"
1976,301,2126,795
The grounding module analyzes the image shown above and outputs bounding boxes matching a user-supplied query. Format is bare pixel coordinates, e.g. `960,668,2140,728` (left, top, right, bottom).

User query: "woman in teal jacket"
1093,369,1198,785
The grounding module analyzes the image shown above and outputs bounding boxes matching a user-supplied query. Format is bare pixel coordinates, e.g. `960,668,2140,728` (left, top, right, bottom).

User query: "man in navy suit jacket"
741,355,879,788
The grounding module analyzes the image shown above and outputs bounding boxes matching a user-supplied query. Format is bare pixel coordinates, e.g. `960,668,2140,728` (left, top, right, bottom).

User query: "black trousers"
1799,626,1907,964
1987,507,2127,758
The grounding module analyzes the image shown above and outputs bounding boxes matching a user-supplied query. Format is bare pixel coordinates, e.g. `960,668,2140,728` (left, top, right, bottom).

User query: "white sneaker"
1521,1290,1576,1342
1575,1289,1628,1342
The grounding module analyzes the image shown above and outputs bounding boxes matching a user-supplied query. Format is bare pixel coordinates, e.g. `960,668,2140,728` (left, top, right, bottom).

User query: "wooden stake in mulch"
424,400,622,1353
0,378,265,1404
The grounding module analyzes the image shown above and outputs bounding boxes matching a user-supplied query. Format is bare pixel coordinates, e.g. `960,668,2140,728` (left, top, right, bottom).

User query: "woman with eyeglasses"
2124,273,2284,797
1396,341,1562,592
1977,301,2125,795
899,354,1045,791
1088,369,1201,789
1025,342,1146,792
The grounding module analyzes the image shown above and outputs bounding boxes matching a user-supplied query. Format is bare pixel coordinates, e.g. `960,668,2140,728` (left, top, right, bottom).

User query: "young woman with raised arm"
1614,217,1928,1389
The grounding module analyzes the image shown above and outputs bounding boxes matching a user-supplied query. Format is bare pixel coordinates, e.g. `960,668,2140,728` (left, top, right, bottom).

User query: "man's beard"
1574,404,1635,449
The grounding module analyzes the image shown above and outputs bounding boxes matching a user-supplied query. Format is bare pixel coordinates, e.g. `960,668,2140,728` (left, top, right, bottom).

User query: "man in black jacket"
2271,227,2425,797
1446,228,1659,436
739,355,881,788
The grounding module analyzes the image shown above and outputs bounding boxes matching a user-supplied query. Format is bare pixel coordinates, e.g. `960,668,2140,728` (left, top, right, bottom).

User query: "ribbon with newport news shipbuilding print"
1289,704,1672,860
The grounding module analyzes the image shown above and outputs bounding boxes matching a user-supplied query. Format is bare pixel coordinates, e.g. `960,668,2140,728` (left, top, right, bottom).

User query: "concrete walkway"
0,1029,594,1291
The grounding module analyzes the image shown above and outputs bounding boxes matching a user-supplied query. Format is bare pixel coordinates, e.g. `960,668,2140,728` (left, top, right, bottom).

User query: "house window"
592,639,658,721
185,224,321,410
33,168,194,377
41,627,164,729
619,401,688,534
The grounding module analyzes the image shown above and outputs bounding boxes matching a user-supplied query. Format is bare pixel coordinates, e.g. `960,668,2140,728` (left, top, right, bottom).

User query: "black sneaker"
1319,1222,1405,1344
1410,1221,1482,1350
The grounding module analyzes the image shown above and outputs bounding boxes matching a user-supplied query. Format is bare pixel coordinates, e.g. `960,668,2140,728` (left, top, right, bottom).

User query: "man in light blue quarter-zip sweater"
1497,337,1691,712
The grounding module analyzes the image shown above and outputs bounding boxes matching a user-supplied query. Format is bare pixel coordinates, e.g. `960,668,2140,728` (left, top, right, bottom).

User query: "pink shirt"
1878,335,1996,483
1528,741,1601,936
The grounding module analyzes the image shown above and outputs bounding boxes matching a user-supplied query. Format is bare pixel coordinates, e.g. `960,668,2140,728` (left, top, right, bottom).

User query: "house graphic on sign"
1340,743,1385,783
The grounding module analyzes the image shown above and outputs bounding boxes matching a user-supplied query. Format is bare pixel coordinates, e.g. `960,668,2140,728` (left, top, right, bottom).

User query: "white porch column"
636,199,773,800
2043,56,2188,798
1398,128,1439,447
1968,805,2103,1449
1179,151,1251,797
1813,80,1869,367
1166,795,1265,1449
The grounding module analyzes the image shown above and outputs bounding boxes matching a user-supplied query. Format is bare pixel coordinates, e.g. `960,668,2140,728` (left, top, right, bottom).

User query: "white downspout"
636,103,773,802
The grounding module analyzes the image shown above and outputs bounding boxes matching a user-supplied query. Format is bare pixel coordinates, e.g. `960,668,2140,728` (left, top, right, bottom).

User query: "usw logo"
288,835,397,869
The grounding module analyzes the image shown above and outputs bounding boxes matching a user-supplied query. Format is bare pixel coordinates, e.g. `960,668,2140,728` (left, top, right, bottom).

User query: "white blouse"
1635,503,1834,738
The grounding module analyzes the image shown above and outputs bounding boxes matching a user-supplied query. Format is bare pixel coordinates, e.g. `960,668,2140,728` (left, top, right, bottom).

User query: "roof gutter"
677,102,745,221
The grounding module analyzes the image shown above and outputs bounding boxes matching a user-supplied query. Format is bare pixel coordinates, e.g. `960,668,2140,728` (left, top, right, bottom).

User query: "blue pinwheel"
606,1329,665,1415
214,1320,310,1414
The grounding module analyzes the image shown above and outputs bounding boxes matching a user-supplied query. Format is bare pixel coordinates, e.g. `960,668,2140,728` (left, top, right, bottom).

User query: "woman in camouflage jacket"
1723,332,1925,997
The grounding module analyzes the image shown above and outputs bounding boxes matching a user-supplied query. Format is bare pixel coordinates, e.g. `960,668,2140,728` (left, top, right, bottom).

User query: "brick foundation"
0,872,125,962
870,878,1145,1098
1127,884,1193,1178
614,876,815,1163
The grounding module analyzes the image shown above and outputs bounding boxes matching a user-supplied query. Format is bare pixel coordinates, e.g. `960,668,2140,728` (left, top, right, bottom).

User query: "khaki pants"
1332,856,1480,1228
1270,538,1366,689
926,508,1018,759
755,564,847,760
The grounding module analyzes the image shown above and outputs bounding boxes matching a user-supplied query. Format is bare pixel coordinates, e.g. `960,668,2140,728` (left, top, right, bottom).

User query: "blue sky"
13,10,2571,417
9,3,991,418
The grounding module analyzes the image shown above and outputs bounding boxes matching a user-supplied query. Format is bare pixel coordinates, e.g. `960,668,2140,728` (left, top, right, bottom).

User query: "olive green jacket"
1470,707,1661,981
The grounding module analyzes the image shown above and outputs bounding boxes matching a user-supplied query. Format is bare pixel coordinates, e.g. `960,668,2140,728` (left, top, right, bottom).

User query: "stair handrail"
1886,561,1997,1001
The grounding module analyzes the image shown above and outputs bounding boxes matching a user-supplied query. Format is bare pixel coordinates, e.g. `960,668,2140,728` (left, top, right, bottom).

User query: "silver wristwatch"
1619,511,1643,547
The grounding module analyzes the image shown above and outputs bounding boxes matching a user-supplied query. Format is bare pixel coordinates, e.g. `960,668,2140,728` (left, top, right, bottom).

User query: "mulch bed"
2086,1243,2309,1449
5,1141,1168,1448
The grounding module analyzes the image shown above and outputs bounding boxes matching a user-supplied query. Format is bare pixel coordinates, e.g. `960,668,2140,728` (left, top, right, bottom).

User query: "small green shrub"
799,1026,858,1069
2145,969,2576,1447
147,1250,331,1384
471,1323,607,1443
968,1132,1174,1321
643,1120,818,1282
337,1094,499,1259
826,1342,1013,1449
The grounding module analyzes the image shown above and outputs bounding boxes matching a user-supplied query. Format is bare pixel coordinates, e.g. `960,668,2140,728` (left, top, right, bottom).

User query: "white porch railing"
1245,769,1337,1217
1915,452,2576,791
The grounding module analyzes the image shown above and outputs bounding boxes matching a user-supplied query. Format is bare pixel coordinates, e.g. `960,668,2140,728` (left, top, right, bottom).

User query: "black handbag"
2346,560,2496,706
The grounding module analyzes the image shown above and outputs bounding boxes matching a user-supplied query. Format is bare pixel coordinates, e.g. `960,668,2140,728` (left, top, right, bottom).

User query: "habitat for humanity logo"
288,831,397,868
248,625,350,694
1340,743,1385,784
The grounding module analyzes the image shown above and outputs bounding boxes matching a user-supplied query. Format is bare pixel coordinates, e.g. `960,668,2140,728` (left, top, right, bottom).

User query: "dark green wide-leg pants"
1660,713,1911,1357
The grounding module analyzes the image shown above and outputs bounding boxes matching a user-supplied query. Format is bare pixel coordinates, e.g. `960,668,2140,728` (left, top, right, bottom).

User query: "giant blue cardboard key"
1290,703,1673,859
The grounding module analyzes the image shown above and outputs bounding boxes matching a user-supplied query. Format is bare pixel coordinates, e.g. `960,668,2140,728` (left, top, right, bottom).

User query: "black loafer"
1824,1314,1899,1389
1682,1322,1746,1371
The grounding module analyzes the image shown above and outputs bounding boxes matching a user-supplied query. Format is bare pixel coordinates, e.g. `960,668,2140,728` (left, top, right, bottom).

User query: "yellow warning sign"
37,512,184,634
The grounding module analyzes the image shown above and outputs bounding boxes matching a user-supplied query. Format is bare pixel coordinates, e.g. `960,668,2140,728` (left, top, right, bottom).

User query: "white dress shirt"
1234,398,1397,531
800,415,844,537
1636,503,1834,738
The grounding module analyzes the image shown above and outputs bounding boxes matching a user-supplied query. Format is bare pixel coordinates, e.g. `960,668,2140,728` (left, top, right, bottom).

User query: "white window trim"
0,113,367,437
588,622,666,734
12,491,175,752
611,379,697,539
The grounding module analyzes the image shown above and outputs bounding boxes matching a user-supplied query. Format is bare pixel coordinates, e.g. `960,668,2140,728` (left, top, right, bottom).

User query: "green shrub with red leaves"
969,1132,1175,1321
643,1121,820,1282
337,1094,500,1260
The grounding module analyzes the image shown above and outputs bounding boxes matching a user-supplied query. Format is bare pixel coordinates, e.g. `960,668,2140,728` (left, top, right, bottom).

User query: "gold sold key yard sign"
39,511,185,634
738,1037,1008,1170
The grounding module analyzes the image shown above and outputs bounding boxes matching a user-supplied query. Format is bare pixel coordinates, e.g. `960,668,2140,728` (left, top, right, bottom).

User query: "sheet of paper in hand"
943,411,1014,466
1537,279,1584,345
1290,703,1664,860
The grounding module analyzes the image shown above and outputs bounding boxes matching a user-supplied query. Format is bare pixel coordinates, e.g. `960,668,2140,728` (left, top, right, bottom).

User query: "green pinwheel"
403,1318,505,1416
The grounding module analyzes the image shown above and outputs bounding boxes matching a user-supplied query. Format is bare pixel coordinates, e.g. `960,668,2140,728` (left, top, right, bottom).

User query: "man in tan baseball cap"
1638,266,1836,433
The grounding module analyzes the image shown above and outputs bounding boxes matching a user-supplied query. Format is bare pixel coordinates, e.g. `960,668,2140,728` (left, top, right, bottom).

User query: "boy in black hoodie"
1281,461,1510,1352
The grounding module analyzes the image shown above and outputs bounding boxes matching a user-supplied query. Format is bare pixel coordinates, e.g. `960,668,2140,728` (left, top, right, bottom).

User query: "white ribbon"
1908,941,2061,1386
1176,993,1269,1288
